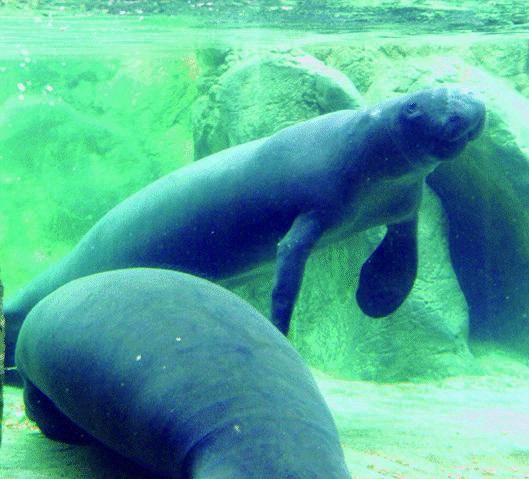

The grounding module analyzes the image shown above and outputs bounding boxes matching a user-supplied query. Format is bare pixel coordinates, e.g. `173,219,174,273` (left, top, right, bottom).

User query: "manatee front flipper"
22,379,92,444
356,217,418,317
271,211,324,335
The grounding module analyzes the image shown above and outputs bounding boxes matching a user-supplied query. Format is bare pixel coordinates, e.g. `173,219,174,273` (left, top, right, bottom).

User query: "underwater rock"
308,37,529,99
192,50,363,159
463,39,529,96
366,56,529,352
0,57,119,110
82,57,198,166
0,95,157,290
0,55,197,295
306,45,395,94
0,56,197,166
15,268,351,479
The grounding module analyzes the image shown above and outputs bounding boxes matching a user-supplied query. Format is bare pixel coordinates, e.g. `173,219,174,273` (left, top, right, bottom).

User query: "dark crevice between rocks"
427,148,529,353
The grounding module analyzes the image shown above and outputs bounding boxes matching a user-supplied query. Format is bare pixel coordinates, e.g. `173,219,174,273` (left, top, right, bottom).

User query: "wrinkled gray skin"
5,87,486,374
15,268,351,479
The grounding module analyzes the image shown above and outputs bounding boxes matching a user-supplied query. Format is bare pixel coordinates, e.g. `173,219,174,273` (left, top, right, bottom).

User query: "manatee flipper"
22,379,92,444
271,211,323,334
356,217,418,317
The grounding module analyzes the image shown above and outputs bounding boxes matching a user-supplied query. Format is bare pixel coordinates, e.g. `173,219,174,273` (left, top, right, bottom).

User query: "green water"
1,1,529,478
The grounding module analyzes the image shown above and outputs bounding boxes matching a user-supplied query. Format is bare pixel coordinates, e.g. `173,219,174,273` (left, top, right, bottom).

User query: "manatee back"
15,268,349,478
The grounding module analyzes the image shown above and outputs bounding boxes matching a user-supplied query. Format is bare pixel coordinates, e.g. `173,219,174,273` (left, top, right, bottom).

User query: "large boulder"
366,56,529,352
463,39,529,98
308,36,529,99
192,51,363,159
0,96,145,293
0,56,199,296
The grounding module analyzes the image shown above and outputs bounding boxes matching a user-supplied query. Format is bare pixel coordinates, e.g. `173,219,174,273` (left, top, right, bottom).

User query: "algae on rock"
192,51,363,159
0,56,198,296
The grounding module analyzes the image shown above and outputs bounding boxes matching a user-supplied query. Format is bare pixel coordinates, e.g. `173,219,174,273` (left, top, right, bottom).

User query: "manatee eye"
406,102,418,114
403,101,422,120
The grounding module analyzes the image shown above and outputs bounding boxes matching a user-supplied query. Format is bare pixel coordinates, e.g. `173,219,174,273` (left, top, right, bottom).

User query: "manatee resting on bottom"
15,268,351,479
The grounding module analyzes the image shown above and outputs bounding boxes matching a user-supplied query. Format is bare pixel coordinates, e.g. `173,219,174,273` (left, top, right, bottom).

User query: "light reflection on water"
0,13,528,59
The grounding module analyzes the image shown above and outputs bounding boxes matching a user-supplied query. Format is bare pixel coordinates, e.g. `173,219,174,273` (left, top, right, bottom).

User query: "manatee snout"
427,87,486,160
466,99,486,140
442,88,486,143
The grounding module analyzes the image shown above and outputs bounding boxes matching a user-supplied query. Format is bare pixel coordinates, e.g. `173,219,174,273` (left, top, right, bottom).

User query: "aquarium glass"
1,2,529,478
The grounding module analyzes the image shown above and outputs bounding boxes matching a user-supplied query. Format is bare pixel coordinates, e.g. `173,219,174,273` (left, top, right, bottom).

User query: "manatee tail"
356,218,418,318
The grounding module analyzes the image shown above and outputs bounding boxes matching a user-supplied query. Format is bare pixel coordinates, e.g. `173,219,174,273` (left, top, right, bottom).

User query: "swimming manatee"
5,87,486,373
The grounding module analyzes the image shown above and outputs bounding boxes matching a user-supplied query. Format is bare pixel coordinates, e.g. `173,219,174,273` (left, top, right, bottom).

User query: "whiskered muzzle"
443,88,486,143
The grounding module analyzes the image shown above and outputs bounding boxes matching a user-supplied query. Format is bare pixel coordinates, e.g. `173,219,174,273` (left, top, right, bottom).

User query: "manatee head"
397,86,486,160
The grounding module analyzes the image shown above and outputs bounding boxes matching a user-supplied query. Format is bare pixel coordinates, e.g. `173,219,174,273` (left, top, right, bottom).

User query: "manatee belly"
350,174,425,231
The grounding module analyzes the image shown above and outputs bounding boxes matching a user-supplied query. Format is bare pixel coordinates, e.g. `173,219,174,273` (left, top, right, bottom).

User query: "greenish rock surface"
464,39,529,91
0,95,143,293
192,51,363,159
0,57,197,295
309,36,529,99
0,56,197,168
307,45,392,94
366,56,529,352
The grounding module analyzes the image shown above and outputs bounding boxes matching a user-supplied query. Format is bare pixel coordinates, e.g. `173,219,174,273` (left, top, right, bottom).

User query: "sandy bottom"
2,344,529,478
